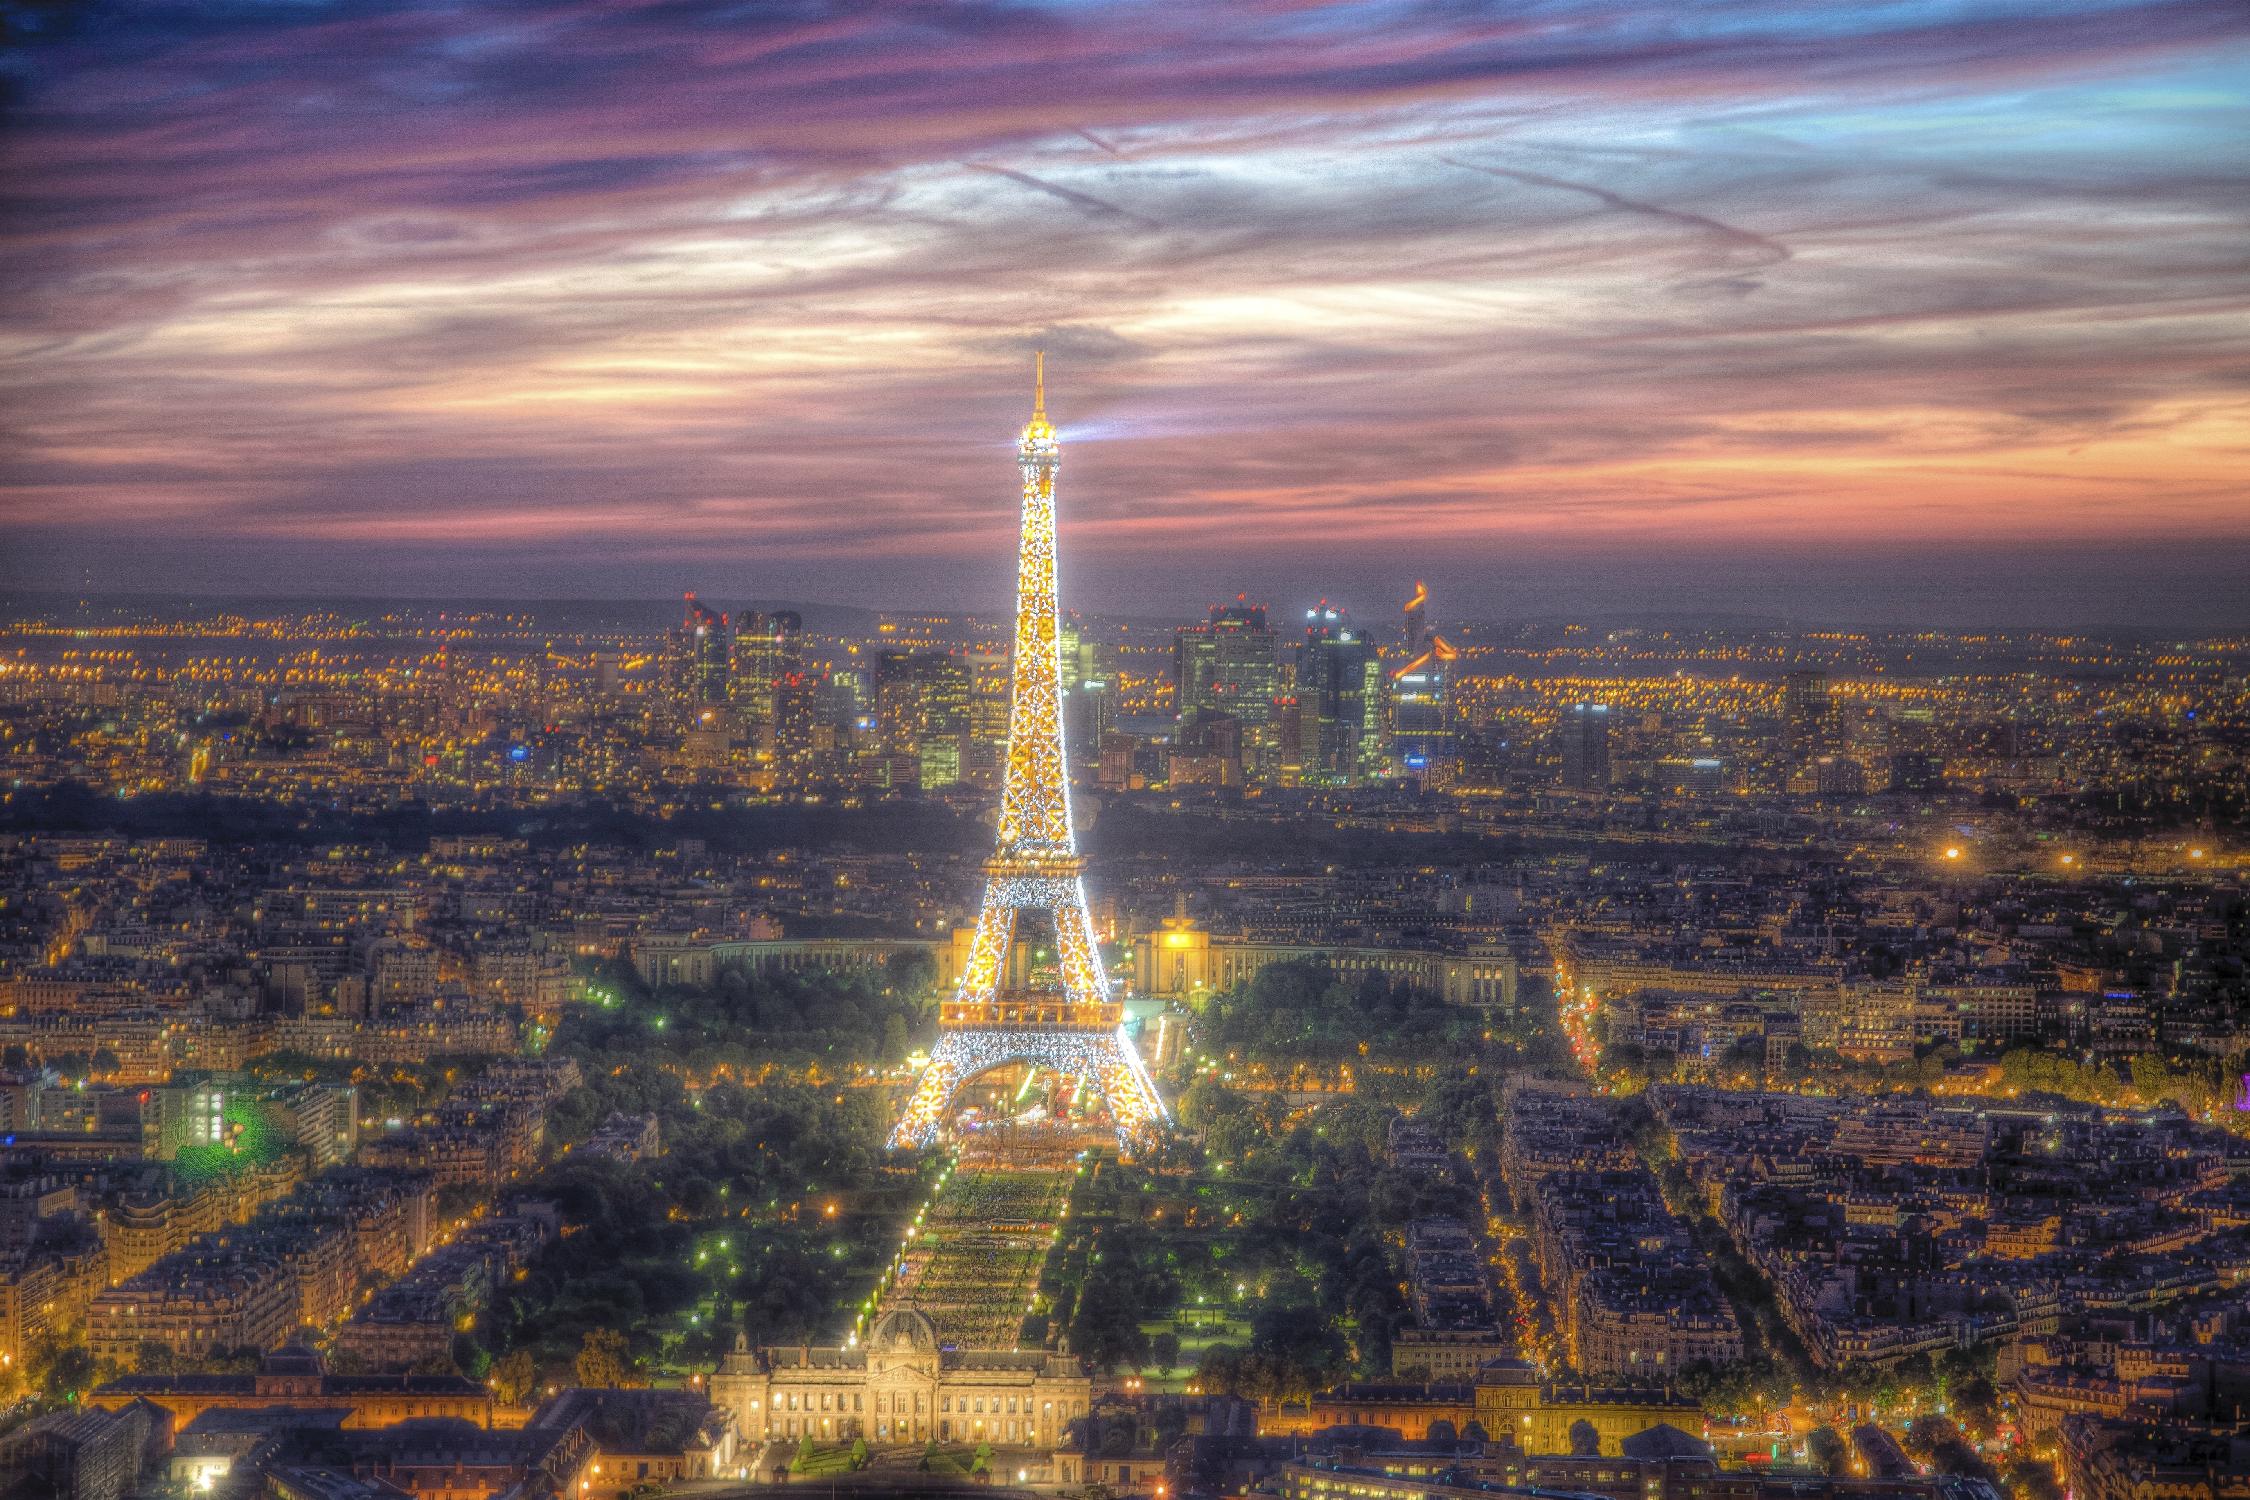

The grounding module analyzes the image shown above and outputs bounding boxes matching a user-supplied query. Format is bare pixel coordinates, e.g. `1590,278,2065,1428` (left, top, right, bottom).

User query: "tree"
1953,1374,1999,1440
134,1339,179,1375
1904,1414,1960,1457
792,1435,818,1472
27,1334,93,1401
849,1437,869,1470
1807,1427,1848,1477
575,1327,630,1388
492,1349,538,1407
1151,1332,1180,1377
1569,1419,1600,1457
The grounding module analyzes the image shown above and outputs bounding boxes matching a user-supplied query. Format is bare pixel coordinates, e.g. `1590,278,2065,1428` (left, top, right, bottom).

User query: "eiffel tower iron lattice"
888,356,1170,1150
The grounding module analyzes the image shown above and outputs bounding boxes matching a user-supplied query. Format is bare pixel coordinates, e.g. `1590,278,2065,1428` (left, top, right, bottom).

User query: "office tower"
1783,668,1831,757
1173,597,1279,781
730,609,803,750
1388,583,1457,784
1057,620,1097,694
1171,709,1244,788
1299,605,1383,785
962,649,1013,789
874,649,971,789
1389,652,1456,785
1560,702,1612,789
666,594,730,723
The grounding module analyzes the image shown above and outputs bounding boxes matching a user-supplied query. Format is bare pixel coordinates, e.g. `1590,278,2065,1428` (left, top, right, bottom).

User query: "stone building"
1289,1361,1702,1457
709,1309,1091,1449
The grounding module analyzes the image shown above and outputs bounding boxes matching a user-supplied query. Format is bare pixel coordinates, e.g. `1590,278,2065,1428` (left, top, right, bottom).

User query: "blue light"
508,744,530,763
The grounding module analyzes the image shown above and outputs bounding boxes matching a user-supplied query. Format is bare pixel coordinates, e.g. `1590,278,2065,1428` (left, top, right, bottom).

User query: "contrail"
1073,127,1125,157
1441,156,1789,264
966,162,1162,230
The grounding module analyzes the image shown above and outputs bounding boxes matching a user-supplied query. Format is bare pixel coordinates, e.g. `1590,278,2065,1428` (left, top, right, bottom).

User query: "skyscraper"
1388,582,1456,784
874,649,971,789
1173,598,1279,781
1783,668,1831,758
730,609,803,749
666,593,730,722
1560,702,1612,789
962,649,1013,790
1299,605,1382,785
1390,653,1456,785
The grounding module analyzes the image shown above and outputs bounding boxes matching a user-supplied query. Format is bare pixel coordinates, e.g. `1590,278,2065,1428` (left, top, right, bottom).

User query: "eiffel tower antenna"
889,358,1169,1150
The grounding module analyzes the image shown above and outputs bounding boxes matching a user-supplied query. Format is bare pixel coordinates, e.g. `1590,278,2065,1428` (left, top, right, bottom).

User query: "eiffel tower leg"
951,880,1016,1017
888,1028,1169,1150
1082,1026,1171,1141
889,1032,971,1149
1049,878,1110,1019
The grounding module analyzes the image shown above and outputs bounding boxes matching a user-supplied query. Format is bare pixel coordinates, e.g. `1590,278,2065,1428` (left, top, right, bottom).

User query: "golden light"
1943,847,1962,860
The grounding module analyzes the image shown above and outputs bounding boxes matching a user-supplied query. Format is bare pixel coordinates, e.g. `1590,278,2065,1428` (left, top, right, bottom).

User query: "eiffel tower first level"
888,357,1170,1150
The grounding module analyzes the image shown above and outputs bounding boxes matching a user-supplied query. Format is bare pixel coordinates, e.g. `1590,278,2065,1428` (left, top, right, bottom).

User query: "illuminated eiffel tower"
889,356,1169,1150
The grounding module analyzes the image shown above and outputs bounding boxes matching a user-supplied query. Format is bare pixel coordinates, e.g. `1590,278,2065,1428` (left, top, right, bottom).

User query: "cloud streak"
0,0,2246,622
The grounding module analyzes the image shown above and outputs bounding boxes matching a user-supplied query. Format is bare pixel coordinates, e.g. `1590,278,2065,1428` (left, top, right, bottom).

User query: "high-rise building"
1783,669,1831,758
1171,709,1244,788
1559,702,1612,790
666,594,730,721
1299,605,1383,785
730,609,803,749
1390,657,1455,785
962,650,1013,789
875,649,971,789
1389,583,1457,785
1173,598,1279,781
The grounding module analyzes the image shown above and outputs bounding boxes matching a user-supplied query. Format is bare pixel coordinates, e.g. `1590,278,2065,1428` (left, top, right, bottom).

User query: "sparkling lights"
888,357,1169,1150
889,1025,1169,1149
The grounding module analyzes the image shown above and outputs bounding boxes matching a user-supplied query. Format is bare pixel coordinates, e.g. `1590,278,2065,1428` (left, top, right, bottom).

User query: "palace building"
709,1310,1091,1450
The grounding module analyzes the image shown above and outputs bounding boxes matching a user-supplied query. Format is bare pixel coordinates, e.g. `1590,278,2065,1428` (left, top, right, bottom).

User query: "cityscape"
4,5,2248,1500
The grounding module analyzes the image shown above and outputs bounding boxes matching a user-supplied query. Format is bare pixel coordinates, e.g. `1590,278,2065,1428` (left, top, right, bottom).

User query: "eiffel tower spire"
889,358,1169,1150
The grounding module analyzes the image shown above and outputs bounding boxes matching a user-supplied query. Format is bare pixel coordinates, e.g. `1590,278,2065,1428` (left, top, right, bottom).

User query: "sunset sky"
3,0,2247,626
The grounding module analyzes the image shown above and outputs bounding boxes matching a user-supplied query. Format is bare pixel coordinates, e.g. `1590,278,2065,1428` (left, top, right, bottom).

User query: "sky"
2,0,2248,628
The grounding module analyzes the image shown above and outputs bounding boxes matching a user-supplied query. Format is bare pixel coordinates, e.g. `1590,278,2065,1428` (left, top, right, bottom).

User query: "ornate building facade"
709,1310,1091,1449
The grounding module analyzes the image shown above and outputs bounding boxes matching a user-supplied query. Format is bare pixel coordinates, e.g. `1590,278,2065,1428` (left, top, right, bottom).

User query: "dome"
870,1307,938,1355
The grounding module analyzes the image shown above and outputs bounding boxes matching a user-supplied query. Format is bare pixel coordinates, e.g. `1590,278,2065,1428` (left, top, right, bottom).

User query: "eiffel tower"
888,356,1169,1149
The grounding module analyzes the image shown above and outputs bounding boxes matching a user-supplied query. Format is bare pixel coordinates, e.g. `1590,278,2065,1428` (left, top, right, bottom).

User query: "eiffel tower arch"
889,358,1169,1150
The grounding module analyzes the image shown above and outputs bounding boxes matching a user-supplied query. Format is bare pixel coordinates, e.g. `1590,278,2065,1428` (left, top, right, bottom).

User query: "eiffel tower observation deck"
888,356,1169,1150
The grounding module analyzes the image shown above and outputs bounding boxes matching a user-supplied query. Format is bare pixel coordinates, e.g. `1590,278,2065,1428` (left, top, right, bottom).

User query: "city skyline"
2,7,2247,1498
5,1,2249,626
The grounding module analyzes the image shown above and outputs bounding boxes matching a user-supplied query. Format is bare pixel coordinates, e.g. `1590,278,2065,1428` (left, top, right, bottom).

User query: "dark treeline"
1,779,985,860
